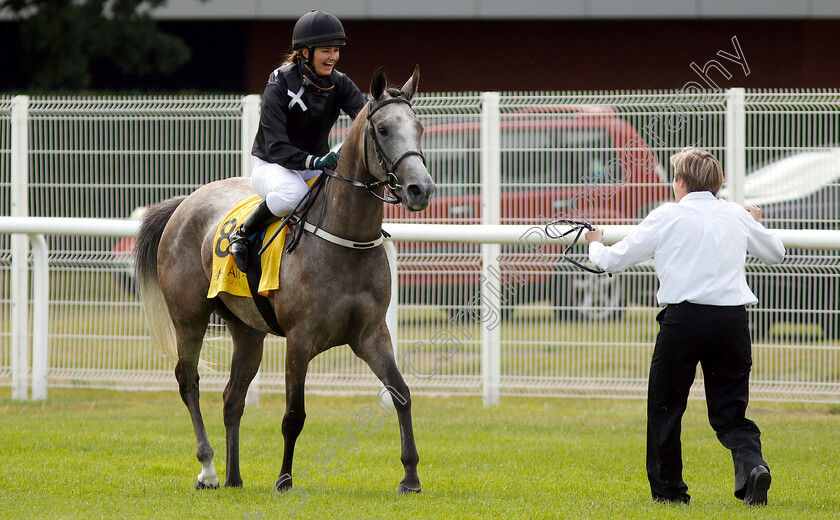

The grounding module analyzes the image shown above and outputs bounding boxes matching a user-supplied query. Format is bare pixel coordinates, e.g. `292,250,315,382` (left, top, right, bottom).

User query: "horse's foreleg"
276,341,310,492
355,324,421,493
222,320,266,488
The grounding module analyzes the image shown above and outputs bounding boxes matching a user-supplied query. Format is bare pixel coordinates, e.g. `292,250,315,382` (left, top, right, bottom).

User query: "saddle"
206,174,345,336
208,195,287,335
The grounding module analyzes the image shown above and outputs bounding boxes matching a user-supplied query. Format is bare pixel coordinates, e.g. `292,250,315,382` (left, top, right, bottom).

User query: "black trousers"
647,302,767,501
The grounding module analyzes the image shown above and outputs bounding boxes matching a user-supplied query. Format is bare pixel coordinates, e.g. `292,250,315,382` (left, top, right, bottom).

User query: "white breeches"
251,157,321,216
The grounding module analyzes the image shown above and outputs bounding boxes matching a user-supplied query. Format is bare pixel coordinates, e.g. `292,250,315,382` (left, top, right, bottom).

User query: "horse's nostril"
407,184,423,200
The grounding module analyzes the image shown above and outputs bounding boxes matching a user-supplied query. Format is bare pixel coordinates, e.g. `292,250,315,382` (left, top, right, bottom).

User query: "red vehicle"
115,106,670,319
383,106,672,319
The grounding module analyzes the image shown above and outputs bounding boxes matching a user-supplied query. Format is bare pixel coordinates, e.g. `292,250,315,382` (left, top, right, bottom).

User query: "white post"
11,96,30,400
480,92,501,407
242,94,262,405
244,371,260,407
725,87,746,205
385,241,399,358
381,240,399,407
30,234,49,401
241,94,261,178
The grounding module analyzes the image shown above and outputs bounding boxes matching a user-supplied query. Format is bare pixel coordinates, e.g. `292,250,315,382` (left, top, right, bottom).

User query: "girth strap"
245,233,285,336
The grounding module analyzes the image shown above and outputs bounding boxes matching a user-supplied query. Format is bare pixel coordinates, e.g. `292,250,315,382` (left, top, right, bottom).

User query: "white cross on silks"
287,87,308,112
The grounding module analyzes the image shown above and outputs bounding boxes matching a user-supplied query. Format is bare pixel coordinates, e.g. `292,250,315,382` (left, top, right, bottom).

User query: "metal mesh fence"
0,90,838,402
0,98,12,383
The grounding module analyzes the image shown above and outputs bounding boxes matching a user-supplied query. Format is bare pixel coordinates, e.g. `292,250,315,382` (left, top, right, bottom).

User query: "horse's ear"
370,67,387,101
401,65,420,101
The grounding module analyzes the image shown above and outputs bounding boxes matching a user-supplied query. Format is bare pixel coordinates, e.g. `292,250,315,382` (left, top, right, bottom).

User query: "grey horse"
134,66,433,494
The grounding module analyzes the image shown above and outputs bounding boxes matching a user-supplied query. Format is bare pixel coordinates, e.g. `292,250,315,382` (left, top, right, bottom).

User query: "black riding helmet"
292,10,347,49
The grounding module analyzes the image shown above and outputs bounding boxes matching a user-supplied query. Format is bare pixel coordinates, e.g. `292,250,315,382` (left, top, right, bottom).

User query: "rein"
320,167,398,205
545,218,612,277
259,172,328,255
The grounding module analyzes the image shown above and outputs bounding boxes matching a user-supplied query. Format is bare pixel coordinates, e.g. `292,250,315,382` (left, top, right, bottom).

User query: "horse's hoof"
272,474,293,496
195,480,220,490
397,483,421,494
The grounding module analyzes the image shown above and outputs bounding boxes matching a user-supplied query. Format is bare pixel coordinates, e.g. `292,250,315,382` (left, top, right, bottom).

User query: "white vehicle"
719,148,840,226
721,149,840,338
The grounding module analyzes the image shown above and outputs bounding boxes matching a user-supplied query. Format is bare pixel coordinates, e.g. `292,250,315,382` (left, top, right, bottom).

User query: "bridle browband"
545,218,612,277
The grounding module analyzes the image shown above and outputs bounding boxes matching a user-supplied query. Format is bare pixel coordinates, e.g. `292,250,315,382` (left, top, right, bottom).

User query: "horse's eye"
378,125,388,136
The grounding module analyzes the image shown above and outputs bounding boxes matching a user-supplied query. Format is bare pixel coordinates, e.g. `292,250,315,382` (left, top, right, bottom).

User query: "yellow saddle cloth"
207,195,287,299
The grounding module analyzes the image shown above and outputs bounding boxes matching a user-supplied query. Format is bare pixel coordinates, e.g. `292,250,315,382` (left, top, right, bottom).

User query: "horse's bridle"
366,96,426,197
266,96,426,253
545,218,612,277
322,96,426,205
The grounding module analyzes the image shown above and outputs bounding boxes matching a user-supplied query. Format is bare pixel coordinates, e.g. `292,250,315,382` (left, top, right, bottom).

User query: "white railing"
2,90,839,405
3,217,840,404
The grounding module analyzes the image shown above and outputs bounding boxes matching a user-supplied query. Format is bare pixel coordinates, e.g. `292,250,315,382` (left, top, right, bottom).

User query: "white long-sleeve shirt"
588,191,786,306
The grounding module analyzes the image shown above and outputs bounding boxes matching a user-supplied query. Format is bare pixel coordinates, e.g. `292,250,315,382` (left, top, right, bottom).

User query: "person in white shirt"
585,147,785,507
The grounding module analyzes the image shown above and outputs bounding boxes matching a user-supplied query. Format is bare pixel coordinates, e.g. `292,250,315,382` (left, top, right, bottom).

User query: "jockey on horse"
227,9,367,272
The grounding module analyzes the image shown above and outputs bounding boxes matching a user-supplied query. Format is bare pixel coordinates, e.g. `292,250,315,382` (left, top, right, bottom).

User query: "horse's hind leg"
172,309,219,489
354,323,421,493
221,317,266,488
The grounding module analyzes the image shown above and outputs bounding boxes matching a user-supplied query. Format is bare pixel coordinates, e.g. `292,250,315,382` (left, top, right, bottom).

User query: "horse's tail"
135,196,187,363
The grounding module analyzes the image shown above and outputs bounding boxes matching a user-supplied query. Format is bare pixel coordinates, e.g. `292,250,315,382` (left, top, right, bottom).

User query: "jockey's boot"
228,200,276,272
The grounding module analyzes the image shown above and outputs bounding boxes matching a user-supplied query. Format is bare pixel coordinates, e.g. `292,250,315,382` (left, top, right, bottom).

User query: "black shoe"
653,494,690,505
743,466,771,506
228,232,250,272
227,200,276,273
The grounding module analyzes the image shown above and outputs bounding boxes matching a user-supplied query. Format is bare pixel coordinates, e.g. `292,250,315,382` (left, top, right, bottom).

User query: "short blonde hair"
670,147,724,195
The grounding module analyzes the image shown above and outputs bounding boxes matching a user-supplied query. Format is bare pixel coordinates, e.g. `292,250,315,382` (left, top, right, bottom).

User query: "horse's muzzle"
401,180,435,211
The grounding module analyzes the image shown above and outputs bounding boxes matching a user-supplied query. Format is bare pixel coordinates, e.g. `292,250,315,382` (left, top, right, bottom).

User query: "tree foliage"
1,0,197,91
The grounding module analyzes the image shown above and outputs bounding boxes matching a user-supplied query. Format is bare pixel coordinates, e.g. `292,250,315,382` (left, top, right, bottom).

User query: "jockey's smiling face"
304,46,340,76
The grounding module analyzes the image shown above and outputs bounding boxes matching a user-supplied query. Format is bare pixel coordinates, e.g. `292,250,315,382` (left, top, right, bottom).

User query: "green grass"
1,389,839,519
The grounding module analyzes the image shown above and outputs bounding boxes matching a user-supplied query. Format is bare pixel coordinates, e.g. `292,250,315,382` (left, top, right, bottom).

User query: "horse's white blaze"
197,460,220,487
